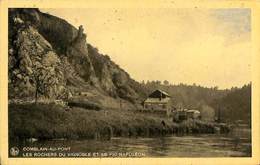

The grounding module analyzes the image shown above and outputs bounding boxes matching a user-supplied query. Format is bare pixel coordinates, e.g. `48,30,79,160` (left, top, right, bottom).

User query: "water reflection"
10,129,251,157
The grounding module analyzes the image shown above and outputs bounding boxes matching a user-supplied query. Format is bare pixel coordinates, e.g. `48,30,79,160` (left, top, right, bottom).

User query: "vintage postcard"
0,0,260,165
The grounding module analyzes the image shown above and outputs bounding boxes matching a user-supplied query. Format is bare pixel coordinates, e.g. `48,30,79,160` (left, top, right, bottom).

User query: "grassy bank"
9,103,230,140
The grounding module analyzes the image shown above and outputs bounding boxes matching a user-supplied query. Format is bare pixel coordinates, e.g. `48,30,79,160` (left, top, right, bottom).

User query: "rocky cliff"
8,8,146,108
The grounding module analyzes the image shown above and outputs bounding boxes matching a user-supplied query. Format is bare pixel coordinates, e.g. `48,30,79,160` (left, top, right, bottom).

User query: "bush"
68,101,101,110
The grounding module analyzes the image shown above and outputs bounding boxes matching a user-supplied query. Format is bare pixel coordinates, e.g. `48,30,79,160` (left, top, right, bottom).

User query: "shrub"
68,100,101,110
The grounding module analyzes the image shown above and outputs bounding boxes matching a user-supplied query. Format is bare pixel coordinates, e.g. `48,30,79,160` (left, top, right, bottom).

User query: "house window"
162,104,166,109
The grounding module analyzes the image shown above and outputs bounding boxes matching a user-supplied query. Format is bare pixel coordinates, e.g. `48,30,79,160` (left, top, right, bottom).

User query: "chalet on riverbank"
143,89,171,115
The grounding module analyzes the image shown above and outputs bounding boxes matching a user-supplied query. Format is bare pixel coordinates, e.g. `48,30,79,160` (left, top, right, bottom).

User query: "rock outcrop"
8,8,146,107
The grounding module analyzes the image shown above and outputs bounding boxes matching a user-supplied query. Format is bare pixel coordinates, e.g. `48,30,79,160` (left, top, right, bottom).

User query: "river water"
11,128,251,157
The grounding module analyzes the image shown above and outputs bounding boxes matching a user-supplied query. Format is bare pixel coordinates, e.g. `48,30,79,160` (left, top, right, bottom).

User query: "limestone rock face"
87,44,140,102
8,8,146,106
9,24,65,100
66,26,97,84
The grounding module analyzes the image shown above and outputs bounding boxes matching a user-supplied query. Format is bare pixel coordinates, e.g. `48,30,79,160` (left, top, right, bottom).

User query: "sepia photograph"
0,0,258,164
7,7,253,158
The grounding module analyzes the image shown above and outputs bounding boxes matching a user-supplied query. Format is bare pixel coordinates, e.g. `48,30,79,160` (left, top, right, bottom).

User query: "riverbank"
9,103,230,141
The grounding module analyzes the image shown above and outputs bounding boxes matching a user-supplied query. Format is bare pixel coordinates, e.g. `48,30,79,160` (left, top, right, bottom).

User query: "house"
172,109,187,122
186,109,201,119
143,89,171,115
173,109,201,122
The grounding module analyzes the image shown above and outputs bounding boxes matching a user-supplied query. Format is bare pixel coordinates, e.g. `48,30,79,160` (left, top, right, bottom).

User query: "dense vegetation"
210,84,251,125
9,103,230,141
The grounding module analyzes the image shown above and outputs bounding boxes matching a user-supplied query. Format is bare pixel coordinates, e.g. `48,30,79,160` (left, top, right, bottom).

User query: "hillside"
210,84,251,124
8,8,145,109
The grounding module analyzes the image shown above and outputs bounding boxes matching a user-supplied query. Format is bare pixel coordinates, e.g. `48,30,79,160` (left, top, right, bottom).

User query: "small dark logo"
10,147,19,156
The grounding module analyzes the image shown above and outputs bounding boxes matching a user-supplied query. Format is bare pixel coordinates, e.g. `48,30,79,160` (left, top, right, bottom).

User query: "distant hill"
141,82,229,108
141,82,251,123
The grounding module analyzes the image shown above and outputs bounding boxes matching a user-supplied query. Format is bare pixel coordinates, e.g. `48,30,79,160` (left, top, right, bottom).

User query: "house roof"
148,89,170,98
186,110,200,113
144,97,170,104
157,89,170,97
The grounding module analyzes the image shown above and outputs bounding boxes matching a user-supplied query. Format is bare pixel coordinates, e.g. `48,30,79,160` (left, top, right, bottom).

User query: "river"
10,128,251,157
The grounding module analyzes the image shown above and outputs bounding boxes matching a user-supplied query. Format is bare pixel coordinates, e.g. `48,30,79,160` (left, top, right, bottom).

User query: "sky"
40,8,251,89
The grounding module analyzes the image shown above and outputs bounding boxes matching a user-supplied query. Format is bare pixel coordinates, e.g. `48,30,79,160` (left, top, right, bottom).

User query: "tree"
155,80,161,85
163,80,169,86
200,105,215,122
